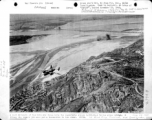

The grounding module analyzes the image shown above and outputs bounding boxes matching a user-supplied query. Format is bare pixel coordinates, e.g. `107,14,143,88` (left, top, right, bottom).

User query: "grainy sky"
10,14,143,23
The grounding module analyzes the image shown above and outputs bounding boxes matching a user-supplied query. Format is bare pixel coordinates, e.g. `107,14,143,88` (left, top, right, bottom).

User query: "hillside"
10,39,144,113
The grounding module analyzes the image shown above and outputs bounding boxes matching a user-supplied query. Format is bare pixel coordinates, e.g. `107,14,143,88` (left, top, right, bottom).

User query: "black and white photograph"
10,14,144,113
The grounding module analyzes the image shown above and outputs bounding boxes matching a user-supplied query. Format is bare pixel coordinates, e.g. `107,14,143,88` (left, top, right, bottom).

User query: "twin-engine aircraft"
42,65,60,76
